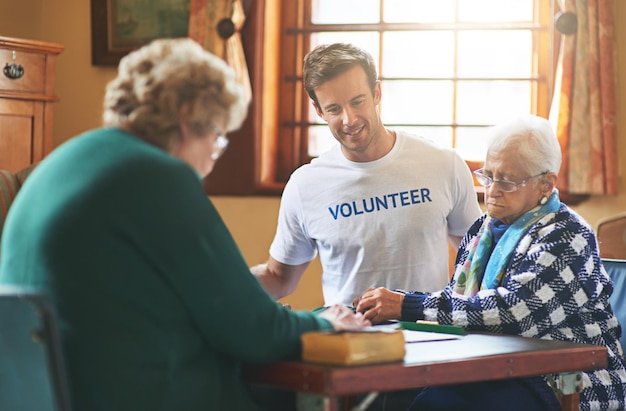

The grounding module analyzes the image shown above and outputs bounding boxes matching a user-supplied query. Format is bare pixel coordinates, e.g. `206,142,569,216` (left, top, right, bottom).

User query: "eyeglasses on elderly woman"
209,124,229,160
473,168,547,193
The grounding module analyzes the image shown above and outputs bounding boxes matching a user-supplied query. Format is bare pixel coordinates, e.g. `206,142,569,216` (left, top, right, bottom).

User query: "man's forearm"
250,259,309,299
250,263,291,299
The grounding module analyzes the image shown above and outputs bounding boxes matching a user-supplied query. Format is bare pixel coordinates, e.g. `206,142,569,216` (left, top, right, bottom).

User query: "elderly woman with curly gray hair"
0,38,369,411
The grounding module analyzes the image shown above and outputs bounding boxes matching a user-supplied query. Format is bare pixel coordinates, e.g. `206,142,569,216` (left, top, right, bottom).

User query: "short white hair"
486,114,561,175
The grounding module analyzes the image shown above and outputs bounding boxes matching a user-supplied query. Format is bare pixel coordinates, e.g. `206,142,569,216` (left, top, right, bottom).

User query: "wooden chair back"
597,213,626,259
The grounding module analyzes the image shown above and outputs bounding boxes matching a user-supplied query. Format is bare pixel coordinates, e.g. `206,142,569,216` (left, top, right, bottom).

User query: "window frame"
204,0,556,197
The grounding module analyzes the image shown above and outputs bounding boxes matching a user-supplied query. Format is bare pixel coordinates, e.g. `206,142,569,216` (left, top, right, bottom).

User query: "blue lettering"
375,196,388,210
328,187,433,219
362,198,375,213
388,193,399,208
410,189,421,204
399,191,410,206
352,201,364,215
340,203,352,217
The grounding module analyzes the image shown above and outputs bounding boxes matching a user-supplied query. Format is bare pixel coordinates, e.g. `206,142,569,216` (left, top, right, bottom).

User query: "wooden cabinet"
0,36,63,173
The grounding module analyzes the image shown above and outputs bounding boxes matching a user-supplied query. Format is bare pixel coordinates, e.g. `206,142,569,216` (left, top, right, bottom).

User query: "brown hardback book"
301,328,406,366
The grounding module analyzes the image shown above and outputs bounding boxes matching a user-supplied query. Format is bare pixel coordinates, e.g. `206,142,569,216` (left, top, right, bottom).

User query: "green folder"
399,321,467,336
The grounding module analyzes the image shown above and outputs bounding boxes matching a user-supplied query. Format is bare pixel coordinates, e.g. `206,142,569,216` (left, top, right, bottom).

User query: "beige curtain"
188,0,252,104
549,0,617,195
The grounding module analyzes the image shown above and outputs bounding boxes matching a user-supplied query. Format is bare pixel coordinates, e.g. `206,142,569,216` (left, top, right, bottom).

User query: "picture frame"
90,0,190,66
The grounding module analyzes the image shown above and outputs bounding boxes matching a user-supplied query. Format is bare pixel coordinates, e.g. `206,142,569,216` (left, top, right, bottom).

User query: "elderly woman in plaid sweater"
354,114,626,411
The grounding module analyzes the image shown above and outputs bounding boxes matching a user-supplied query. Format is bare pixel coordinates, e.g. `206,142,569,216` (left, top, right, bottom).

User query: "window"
204,0,554,195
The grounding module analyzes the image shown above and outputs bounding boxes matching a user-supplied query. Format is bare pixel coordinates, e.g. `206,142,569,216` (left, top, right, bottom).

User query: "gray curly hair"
103,38,248,150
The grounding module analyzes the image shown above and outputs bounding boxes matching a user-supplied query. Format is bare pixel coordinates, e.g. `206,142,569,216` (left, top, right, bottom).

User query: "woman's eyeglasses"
473,168,547,193
209,125,229,160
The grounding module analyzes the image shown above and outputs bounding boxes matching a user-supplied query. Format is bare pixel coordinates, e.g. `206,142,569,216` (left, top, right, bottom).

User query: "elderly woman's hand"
319,304,371,331
353,287,405,324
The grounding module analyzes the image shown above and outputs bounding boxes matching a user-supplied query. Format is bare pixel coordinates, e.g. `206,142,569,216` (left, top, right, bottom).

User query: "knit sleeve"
420,207,614,341
400,292,428,322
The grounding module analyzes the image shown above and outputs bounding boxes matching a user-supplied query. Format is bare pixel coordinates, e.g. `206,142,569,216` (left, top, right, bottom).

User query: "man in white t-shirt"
251,43,481,324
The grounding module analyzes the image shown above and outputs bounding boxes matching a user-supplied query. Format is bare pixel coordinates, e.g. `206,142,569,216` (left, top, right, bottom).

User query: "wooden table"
244,333,608,411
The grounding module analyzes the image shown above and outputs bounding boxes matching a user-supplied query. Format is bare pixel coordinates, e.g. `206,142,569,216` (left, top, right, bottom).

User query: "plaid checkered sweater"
403,204,626,410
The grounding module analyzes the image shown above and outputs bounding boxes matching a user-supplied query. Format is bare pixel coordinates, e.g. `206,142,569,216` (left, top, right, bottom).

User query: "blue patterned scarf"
453,190,560,296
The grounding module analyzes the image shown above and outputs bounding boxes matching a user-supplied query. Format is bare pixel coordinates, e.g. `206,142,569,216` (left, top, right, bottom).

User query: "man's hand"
353,287,405,324
319,304,371,330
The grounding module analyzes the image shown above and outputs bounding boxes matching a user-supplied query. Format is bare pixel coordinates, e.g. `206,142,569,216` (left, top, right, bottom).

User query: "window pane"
308,125,337,157
383,0,455,23
397,126,453,148
456,80,532,125
458,30,532,78
283,0,548,184
311,32,380,64
456,127,491,161
381,80,453,124
311,0,380,24
383,31,454,77
458,0,533,22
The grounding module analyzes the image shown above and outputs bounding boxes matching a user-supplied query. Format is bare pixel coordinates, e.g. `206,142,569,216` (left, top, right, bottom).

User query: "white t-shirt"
269,131,482,305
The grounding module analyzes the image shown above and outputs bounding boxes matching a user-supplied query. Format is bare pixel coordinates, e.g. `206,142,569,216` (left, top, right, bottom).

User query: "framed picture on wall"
90,0,190,66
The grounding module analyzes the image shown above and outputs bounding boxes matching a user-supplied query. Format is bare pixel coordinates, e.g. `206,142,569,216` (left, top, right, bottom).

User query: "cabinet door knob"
3,63,24,80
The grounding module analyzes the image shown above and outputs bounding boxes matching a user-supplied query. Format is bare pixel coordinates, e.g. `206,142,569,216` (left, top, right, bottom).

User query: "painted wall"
1,0,624,310
1,0,42,40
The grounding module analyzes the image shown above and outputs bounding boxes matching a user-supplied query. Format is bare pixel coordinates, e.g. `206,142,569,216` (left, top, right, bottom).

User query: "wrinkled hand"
319,304,371,331
353,287,404,324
